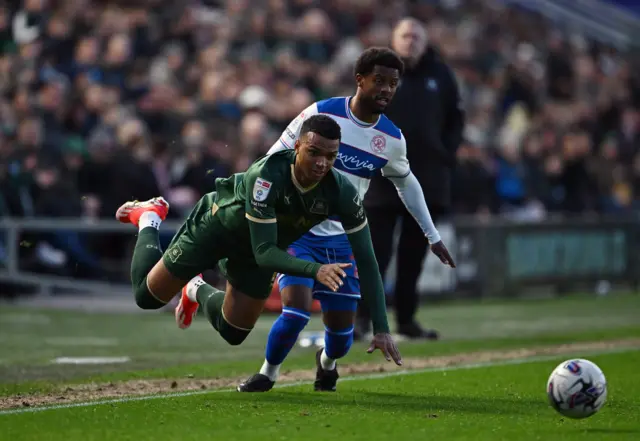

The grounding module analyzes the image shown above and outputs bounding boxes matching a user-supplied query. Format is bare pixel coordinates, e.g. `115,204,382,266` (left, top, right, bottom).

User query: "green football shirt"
214,149,389,333
215,150,367,250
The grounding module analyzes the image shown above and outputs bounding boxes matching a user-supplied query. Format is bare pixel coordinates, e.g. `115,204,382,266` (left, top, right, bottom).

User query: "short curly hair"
300,114,341,141
354,47,405,77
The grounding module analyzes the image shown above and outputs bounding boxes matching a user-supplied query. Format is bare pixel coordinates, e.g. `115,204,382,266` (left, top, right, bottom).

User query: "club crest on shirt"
167,244,183,263
310,198,329,215
253,178,272,202
370,135,386,153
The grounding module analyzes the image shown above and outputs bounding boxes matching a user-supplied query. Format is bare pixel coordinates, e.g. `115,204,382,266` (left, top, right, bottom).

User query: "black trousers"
358,204,446,327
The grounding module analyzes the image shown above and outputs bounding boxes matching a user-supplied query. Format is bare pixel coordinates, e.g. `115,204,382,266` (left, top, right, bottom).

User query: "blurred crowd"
1,0,640,279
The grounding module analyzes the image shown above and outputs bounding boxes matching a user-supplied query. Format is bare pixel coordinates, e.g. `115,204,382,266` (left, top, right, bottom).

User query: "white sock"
320,349,336,370
259,359,280,382
185,276,206,302
138,212,162,231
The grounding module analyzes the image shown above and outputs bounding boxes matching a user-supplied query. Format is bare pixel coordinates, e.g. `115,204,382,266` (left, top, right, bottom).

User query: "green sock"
196,284,251,345
130,227,166,310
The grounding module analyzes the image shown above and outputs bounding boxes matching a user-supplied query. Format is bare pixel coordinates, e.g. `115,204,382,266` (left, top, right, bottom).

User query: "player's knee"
277,307,311,334
324,325,354,360
217,315,252,346
281,285,314,311
220,330,249,346
133,277,166,310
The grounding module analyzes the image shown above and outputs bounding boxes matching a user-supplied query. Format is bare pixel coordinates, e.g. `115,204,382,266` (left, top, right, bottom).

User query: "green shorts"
162,193,276,300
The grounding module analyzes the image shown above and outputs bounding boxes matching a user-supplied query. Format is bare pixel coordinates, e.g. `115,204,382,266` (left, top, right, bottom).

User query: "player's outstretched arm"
345,222,402,366
387,172,455,267
344,222,388,333
337,184,402,365
382,134,455,267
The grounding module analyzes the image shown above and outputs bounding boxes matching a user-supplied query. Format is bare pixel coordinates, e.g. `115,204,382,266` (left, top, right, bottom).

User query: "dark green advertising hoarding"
453,219,640,297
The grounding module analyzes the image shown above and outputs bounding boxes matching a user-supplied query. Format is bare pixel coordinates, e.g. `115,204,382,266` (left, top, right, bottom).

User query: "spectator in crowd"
0,0,639,288
360,17,464,340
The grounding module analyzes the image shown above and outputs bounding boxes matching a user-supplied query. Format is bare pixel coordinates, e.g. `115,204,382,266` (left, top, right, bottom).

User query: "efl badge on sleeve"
253,178,272,202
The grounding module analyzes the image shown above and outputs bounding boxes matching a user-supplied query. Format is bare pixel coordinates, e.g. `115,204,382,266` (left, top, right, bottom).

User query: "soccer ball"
546,358,607,419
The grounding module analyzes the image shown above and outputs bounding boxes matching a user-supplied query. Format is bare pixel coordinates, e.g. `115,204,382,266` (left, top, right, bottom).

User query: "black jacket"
365,47,464,210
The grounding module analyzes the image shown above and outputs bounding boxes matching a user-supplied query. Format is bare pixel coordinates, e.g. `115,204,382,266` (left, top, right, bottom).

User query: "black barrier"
452,218,640,297
1,217,640,299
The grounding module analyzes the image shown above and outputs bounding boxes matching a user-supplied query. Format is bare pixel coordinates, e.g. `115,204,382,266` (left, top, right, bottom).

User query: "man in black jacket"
357,18,464,340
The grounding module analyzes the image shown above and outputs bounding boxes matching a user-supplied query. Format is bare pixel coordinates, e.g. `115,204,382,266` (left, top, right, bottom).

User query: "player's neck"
291,162,317,192
350,95,377,124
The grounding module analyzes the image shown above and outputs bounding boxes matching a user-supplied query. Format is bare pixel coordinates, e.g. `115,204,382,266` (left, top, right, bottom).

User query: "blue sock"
323,325,354,362
264,307,310,366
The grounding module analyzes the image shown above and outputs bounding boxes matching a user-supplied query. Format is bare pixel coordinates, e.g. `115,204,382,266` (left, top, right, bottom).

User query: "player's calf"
196,285,252,345
323,324,354,361
116,197,183,309
192,281,265,346
263,307,310,373
267,307,310,359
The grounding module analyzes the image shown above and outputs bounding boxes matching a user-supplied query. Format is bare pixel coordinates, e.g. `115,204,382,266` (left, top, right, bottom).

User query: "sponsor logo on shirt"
285,128,296,140
336,152,377,173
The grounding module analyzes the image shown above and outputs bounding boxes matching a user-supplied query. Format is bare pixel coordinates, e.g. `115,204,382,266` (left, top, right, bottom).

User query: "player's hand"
430,240,456,268
316,263,351,292
367,333,403,366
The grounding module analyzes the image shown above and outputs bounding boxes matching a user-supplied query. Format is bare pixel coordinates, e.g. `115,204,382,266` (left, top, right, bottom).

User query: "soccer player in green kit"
116,115,402,365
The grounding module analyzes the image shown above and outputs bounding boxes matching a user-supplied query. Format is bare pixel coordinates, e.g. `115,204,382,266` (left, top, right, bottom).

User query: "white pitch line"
51,357,131,365
1,345,638,417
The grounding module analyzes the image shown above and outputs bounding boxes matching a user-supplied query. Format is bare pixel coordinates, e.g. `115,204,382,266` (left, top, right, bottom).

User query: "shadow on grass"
213,390,547,416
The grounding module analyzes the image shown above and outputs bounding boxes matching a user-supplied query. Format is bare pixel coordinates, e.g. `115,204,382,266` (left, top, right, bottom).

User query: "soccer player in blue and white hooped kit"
237,47,456,393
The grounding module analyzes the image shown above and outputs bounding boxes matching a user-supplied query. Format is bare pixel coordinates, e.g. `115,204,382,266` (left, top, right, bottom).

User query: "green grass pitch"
1,293,639,440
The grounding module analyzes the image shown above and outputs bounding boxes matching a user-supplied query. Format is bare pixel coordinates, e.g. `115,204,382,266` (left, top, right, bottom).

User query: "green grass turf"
2,350,638,441
0,293,639,396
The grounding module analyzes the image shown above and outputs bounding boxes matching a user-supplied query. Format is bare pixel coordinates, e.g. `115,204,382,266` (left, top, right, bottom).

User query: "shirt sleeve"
267,102,319,154
381,133,410,179
335,180,390,334
244,164,277,224
346,224,390,334
386,172,441,244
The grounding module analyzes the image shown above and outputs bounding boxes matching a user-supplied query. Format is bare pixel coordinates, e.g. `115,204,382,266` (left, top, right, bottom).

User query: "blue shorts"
277,234,359,312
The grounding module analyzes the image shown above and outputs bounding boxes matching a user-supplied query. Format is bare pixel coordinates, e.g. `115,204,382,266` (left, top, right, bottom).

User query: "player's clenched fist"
367,333,403,366
315,263,352,292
